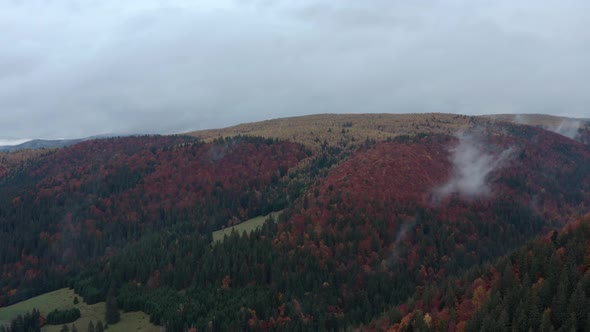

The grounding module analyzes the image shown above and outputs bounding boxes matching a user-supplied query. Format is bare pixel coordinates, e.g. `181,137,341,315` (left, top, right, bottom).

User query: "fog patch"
436,133,513,198
512,114,529,125
512,115,584,141
547,119,582,140
388,217,417,267
393,219,415,249
0,138,31,146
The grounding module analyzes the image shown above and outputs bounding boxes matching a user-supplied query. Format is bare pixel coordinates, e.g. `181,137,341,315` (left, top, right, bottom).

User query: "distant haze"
0,139,32,146
546,120,584,140
2,0,590,139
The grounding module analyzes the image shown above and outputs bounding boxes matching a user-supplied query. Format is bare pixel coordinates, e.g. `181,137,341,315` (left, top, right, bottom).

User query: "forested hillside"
374,214,590,332
0,114,589,331
0,150,49,180
0,135,308,306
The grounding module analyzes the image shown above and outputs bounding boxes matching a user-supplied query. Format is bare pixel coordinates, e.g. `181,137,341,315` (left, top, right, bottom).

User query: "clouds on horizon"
1,0,590,139
0,138,32,146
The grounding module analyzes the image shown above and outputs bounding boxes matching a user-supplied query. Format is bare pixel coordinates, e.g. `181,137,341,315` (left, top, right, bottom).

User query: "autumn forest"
0,114,589,331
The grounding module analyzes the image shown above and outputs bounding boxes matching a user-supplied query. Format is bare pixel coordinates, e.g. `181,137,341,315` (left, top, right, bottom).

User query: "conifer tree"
105,292,120,324
569,281,587,330
540,309,554,332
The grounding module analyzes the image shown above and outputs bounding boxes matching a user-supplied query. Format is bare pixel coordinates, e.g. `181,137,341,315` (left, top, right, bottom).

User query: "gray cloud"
436,133,514,198
1,0,590,139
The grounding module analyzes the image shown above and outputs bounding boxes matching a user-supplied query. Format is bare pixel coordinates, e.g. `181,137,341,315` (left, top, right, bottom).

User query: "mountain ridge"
186,113,590,149
0,113,588,331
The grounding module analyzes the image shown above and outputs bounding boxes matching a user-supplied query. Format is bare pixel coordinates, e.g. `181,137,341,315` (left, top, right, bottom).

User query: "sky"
1,0,589,140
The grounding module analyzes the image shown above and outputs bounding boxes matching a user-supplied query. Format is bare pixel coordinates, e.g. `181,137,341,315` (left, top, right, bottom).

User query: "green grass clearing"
212,210,282,243
0,288,159,332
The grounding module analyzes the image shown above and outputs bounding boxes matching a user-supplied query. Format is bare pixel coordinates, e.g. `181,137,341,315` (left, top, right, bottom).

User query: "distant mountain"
0,139,83,152
0,134,122,152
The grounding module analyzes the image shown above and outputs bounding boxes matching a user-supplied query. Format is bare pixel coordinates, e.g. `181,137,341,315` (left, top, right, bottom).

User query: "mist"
436,133,513,198
388,217,417,266
514,114,585,141
0,139,32,146
548,119,583,140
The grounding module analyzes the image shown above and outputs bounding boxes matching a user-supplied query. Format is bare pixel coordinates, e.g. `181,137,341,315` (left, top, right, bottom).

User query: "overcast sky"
1,0,589,140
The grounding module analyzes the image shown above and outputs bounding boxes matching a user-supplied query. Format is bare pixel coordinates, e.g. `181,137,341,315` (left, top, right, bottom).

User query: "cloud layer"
437,133,513,198
2,0,590,139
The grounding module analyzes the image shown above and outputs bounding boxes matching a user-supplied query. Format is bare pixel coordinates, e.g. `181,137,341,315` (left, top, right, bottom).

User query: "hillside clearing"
0,288,159,332
212,211,282,242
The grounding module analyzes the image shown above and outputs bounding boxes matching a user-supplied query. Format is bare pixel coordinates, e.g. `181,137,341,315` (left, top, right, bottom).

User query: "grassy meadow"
212,211,282,243
0,288,159,332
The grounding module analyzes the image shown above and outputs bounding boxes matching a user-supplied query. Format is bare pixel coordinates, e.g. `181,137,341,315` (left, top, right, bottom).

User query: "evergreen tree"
47,308,81,324
552,271,570,327
569,281,587,331
540,309,554,332
87,321,95,332
96,321,104,332
2,309,41,332
497,309,509,331
71,324,78,332
514,303,529,332
61,325,70,332
562,313,577,332
105,292,120,324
